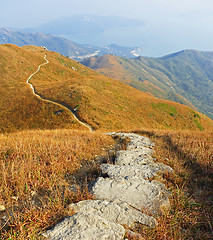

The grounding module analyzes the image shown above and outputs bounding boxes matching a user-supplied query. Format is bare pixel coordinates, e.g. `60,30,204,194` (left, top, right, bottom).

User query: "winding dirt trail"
26,54,93,132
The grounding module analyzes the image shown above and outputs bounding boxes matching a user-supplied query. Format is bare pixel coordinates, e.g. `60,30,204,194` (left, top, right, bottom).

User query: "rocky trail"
43,132,174,240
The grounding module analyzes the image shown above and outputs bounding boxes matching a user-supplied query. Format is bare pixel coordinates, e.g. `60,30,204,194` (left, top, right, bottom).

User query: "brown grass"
0,129,115,239
0,44,84,133
0,44,213,239
0,127,212,239
132,129,213,239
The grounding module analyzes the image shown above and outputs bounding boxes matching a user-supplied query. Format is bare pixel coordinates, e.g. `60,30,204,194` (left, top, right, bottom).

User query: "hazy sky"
1,0,213,27
1,0,213,56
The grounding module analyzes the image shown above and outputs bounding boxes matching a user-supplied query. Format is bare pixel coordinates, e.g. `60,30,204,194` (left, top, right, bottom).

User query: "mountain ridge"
82,51,213,119
0,27,142,59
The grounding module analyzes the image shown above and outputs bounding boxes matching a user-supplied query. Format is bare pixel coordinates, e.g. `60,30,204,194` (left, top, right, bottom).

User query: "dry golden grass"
0,129,115,239
30,48,213,131
1,44,212,134
132,129,213,239
0,126,212,239
0,44,84,133
1,44,213,239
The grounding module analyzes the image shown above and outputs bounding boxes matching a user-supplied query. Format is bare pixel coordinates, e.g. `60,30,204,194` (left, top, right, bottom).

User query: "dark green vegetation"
82,50,213,119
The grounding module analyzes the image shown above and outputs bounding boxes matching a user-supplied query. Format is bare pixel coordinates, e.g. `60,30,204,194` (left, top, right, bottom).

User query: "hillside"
145,50,213,119
81,54,196,110
0,44,212,133
81,51,213,119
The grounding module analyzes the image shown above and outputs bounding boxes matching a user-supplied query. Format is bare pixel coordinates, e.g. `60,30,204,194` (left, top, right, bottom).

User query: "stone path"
43,133,174,240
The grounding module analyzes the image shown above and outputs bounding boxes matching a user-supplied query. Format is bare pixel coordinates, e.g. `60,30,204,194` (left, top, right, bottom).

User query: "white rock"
101,164,157,179
43,212,125,240
44,133,173,239
0,205,5,211
90,177,170,214
103,162,173,179
115,150,173,174
115,149,154,166
70,199,157,228
109,133,154,149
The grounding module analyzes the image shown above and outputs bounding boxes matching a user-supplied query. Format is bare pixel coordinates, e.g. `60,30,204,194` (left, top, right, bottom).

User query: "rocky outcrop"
43,212,125,240
90,176,170,214
70,199,157,228
101,162,173,180
44,132,173,240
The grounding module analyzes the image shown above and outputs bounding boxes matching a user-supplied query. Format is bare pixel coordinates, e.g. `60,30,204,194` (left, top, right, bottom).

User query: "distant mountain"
0,27,95,57
21,15,146,49
82,50,213,119
24,15,144,35
144,50,213,119
0,28,142,59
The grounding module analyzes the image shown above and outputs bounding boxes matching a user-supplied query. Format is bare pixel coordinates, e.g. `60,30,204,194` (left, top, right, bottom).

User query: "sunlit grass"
133,129,213,239
0,129,114,239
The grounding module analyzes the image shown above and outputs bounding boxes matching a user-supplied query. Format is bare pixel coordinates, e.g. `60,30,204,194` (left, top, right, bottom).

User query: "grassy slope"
0,44,213,133
145,50,213,119
0,129,115,239
0,44,84,133
82,51,213,119
81,54,196,110
0,44,212,239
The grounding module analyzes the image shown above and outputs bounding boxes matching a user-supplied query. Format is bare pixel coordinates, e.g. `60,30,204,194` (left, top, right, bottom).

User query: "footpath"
43,132,174,240
26,54,93,132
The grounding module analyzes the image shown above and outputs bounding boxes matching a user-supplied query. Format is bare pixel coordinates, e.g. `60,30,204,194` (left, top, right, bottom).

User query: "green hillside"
144,50,213,119
82,51,213,119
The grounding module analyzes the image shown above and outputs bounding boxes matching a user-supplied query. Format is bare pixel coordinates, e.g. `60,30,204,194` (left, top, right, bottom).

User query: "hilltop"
0,44,212,133
82,51,213,119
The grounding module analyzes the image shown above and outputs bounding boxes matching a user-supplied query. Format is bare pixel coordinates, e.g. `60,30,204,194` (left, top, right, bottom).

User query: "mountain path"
44,133,174,240
26,54,93,132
